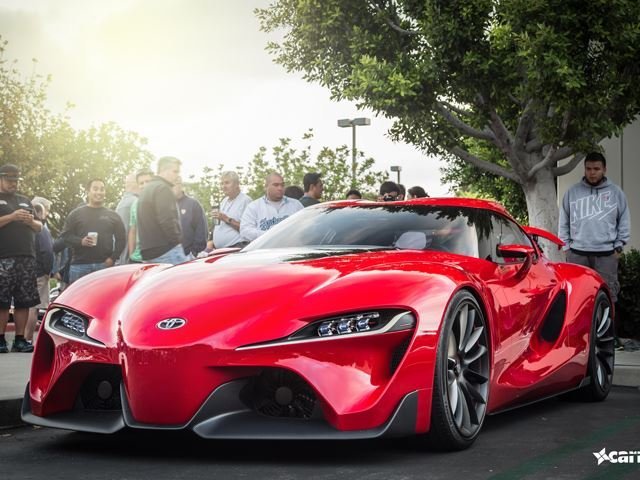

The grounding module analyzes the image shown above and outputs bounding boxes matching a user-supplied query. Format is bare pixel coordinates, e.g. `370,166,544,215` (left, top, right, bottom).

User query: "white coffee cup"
211,205,220,226
87,231,98,246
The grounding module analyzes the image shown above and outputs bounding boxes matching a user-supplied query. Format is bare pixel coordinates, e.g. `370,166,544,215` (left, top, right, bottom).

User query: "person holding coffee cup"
61,178,126,283
212,171,251,249
0,164,42,353
86,231,98,246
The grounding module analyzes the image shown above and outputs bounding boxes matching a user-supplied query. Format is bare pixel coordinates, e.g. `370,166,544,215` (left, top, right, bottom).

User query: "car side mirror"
497,244,536,278
497,244,535,260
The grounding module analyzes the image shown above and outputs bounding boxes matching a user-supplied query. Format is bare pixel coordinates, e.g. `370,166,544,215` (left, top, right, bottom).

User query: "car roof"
326,197,514,221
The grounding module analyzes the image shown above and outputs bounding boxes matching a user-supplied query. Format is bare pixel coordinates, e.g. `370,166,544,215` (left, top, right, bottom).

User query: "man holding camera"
378,181,401,202
0,164,42,353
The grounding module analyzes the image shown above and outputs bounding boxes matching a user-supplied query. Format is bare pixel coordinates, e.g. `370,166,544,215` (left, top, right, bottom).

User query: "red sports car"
22,198,615,450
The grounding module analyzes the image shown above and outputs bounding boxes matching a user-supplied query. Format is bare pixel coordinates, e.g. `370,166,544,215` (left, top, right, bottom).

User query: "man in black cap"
0,164,42,353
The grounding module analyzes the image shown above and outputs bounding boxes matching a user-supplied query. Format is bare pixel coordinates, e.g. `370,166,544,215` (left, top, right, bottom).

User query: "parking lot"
1,386,639,480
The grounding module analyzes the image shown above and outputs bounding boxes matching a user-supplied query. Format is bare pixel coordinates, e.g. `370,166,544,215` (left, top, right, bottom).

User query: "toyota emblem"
156,318,187,330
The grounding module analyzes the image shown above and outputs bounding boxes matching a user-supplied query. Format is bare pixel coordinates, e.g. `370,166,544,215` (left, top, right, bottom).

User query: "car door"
479,213,564,410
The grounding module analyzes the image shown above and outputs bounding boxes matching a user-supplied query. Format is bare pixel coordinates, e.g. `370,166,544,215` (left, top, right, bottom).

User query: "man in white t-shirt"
240,172,303,242
212,171,252,248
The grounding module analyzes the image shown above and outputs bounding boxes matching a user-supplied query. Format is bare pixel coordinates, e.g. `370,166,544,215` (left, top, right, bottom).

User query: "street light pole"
338,117,371,188
390,165,402,184
351,124,357,187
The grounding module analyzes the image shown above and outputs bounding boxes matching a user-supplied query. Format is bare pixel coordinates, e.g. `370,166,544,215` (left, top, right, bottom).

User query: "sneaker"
11,338,34,353
0,339,7,354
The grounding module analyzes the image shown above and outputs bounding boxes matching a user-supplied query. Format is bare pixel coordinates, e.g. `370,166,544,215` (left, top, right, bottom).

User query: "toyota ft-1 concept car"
23,198,615,450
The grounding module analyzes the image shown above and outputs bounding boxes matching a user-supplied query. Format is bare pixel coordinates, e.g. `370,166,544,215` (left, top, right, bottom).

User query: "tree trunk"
522,167,563,262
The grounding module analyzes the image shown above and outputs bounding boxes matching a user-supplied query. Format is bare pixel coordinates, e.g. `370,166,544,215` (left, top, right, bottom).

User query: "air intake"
79,366,123,411
251,369,316,419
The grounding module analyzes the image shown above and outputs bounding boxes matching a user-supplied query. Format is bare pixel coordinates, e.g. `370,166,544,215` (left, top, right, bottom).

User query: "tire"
573,290,615,401
427,290,490,450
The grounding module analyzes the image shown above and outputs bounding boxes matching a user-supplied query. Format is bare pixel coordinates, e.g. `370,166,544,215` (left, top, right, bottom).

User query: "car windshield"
244,204,494,258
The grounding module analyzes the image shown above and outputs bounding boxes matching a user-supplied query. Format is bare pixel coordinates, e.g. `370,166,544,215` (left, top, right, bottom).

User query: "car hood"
64,247,463,349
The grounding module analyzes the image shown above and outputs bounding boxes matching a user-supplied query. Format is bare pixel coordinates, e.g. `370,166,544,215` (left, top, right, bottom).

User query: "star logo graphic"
593,448,610,465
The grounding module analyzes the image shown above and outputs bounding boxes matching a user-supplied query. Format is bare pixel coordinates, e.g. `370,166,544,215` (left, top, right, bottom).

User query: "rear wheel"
574,291,615,401
427,291,490,450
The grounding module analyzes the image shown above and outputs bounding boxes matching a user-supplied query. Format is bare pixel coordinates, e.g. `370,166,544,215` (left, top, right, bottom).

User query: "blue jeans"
69,263,107,284
145,244,187,265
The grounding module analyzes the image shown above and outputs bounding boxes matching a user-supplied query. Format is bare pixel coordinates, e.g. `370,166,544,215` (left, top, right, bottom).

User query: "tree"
257,1,640,257
187,130,386,213
441,140,528,223
41,122,153,234
242,131,386,200
0,38,63,189
0,38,153,236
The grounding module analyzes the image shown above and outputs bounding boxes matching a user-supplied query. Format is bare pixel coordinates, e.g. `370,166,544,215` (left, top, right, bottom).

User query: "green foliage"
185,164,226,214
0,38,153,236
441,141,528,223
186,130,386,211
617,249,640,339
242,131,386,201
257,1,640,239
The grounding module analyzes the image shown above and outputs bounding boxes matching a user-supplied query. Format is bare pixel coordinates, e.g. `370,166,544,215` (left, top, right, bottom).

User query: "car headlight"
237,309,416,350
44,308,105,348
317,312,380,336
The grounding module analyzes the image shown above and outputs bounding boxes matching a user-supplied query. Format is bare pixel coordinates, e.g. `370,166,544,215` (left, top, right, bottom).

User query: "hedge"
617,248,640,338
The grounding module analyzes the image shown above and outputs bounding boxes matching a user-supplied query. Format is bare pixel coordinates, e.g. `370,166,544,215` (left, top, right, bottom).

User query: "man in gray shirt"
212,171,251,248
559,151,630,302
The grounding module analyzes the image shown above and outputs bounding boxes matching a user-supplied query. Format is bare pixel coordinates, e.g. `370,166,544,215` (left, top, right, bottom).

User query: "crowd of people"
0,150,630,353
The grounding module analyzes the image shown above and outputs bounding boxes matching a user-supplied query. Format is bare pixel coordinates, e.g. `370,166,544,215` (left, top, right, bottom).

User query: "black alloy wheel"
427,290,490,450
575,291,615,401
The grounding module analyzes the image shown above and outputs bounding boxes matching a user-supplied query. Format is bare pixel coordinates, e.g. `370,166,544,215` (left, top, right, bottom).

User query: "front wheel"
427,291,490,450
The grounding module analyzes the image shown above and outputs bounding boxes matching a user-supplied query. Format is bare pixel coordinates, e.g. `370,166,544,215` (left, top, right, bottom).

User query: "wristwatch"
615,246,623,254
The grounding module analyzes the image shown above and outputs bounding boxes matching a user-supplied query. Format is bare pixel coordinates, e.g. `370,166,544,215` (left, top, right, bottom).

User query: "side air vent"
540,290,567,342
390,337,412,374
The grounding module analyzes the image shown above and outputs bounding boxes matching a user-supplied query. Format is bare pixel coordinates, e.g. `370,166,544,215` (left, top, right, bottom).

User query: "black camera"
383,194,397,202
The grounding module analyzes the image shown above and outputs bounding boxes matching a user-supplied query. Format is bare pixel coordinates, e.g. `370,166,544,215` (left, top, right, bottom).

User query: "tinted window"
245,205,496,258
476,213,533,264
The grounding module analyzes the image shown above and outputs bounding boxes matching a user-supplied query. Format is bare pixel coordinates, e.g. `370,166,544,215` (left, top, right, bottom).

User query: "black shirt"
299,195,320,207
0,192,36,258
61,205,126,265
35,223,55,276
137,176,182,260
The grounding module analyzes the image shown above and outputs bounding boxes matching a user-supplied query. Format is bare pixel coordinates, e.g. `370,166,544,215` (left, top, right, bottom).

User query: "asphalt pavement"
1,386,640,479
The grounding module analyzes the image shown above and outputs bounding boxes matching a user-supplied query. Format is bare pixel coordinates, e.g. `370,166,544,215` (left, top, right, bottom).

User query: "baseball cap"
0,164,22,181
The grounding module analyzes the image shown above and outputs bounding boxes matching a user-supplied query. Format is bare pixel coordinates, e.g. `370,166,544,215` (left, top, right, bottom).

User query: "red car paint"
25,198,609,438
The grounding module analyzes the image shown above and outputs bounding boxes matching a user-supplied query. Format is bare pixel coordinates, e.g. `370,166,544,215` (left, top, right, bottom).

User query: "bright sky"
0,0,449,196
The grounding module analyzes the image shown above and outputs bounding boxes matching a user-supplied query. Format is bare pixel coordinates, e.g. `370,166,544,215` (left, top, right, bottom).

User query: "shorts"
0,256,41,309
36,274,51,309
